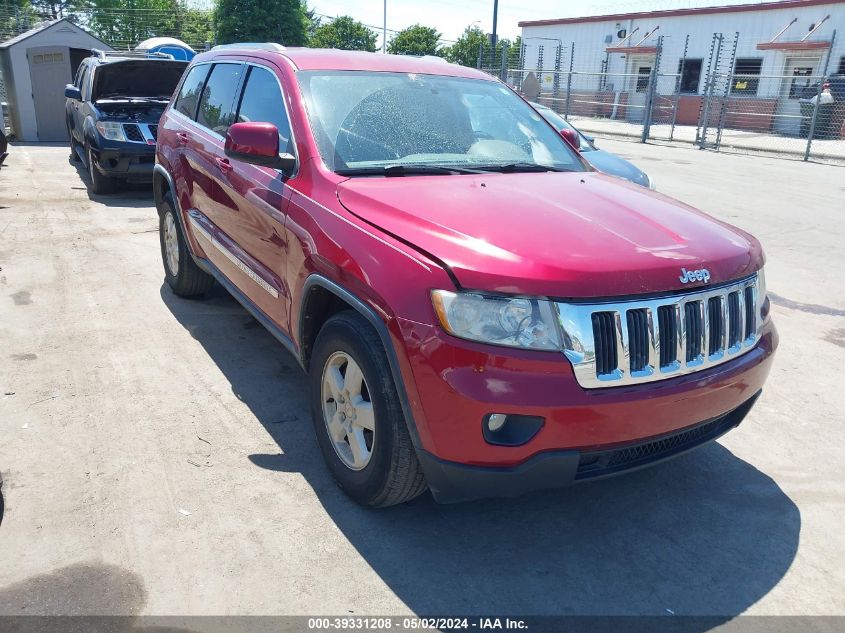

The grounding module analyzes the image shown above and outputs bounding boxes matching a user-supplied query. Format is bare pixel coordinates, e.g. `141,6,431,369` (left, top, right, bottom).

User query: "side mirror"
559,127,580,151
224,122,296,174
65,84,82,100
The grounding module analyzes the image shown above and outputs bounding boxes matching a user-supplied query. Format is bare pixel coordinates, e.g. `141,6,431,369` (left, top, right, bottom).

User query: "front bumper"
418,392,759,503
394,318,777,502
91,142,156,180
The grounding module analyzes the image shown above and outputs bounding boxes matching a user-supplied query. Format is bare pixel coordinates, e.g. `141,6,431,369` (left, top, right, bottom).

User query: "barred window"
732,58,762,95
678,58,703,94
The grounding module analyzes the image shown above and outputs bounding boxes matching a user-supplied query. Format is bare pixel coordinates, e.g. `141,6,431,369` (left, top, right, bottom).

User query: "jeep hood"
92,60,188,101
336,171,762,298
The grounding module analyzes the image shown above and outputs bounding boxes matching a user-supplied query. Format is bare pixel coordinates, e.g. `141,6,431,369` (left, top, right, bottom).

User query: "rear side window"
236,66,293,154
196,63,243,135
78,65,90,99
174,64,210,120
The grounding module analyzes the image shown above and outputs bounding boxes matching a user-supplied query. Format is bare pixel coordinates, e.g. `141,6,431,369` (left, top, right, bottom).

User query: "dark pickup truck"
65,50,188,193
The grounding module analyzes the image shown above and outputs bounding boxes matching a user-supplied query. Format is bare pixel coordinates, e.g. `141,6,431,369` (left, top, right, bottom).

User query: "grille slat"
627,309,649,373
707,296,723,355
744,286,756,340
592,312,617,376
684,301,703,362
657,305,677,368
565,274,761,389
727,292,741,348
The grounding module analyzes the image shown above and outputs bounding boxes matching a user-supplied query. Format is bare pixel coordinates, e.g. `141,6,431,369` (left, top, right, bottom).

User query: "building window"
677,58,703,93
732,58,762,95
635,66,651,93
838,56,845,75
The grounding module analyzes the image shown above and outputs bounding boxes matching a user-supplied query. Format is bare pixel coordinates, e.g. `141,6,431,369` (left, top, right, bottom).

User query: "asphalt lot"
1,139,844,620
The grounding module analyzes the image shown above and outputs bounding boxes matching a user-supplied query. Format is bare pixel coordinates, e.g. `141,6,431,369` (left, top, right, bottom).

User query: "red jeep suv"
154,44,777,506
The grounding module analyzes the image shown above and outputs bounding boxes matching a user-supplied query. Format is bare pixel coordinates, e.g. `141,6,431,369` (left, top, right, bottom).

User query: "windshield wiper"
471,162,573,173
336,164,484,176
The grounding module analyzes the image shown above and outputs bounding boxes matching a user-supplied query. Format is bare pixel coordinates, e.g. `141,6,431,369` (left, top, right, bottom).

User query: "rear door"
213,61,294,324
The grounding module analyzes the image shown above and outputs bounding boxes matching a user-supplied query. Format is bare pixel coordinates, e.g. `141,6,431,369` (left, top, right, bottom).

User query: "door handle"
215,157,233,172
176,132,189,145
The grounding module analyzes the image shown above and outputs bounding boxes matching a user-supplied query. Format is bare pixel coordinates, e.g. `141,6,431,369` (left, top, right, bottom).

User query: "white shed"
0,19,111,141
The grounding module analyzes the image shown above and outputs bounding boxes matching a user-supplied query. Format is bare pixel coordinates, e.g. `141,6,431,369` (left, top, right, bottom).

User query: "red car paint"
155,47,776,499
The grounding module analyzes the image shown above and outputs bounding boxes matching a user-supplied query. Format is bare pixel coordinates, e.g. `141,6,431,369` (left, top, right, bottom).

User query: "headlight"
431,290,561,350
95,121,125,141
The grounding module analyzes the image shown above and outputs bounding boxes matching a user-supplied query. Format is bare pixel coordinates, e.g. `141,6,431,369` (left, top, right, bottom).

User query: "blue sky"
310,0,789,46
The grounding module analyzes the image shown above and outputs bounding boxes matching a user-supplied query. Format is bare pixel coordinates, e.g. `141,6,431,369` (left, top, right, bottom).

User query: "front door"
27,46,72,141
626,55,655,122
214,62,293,325
775,56,820,135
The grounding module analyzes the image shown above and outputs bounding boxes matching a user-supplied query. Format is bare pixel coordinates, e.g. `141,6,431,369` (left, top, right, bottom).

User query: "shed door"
27,46,71,141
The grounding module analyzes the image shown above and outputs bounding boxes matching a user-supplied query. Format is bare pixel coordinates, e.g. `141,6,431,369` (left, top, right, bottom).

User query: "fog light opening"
487,413,508,432
482,413,545,447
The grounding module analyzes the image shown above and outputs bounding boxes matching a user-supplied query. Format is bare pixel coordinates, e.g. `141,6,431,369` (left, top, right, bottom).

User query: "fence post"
669,33,690,142
500,43,508,82
553,44,562,96
804,28,836,161
640,36,663,143
564,42,574,119
714,32,739,151
477,41,483,69
698,33,723,147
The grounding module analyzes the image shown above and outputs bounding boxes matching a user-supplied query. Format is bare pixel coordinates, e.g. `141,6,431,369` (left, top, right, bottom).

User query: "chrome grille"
556,274,763,389
121,122,157,144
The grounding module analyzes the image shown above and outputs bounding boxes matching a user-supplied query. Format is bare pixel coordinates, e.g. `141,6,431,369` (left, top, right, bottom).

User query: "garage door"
27,46,71,142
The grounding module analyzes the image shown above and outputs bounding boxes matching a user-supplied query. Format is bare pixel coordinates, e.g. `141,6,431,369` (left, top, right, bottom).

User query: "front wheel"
86,145,118,194
310,311,427,507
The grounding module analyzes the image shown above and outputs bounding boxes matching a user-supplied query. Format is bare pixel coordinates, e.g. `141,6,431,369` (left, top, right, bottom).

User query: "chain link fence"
480,30,845,166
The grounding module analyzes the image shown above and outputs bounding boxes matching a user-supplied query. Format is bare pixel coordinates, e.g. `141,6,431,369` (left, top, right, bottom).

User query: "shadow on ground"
161,283,801,622
68,153,153,207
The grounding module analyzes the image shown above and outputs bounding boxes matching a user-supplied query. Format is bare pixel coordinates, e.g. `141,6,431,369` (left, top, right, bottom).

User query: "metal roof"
0,17,110,50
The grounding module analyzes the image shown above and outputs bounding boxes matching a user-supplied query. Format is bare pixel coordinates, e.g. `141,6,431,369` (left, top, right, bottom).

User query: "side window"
236,66,293,154
78,65,90,99
196,63,243,135
174,64,211,120
73,62,85,87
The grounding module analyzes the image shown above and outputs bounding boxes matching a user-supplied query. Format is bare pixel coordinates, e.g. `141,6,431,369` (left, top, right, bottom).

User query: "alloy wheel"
321,351,375,470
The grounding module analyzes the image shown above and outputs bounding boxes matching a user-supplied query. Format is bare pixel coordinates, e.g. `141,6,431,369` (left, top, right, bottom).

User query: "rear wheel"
86,144,118,195
159,195,214,297
310,311,427,507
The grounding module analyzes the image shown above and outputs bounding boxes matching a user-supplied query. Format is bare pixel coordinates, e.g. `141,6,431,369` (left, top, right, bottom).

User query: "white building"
519,0,845,136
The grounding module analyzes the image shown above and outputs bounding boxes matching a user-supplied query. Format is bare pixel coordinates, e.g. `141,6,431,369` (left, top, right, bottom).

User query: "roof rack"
210,43,286,53
91,48,175,61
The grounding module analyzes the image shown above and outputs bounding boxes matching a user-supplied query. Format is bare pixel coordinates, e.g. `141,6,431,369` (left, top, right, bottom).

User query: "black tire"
86,144,118,194
310,311,427,507
158,194,214,297
68,127,80,162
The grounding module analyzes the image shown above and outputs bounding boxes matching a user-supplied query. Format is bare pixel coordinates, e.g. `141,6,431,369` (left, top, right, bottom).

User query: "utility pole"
382,0,387,53
491,0,499,48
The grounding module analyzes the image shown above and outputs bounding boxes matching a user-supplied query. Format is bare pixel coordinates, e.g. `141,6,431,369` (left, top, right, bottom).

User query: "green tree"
84,0,182,49
301,0,319,40
214,0,306,46
30,0,79,20
308,15,376,52
387,23,441,56
443,24,487,68
176,6,213,49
